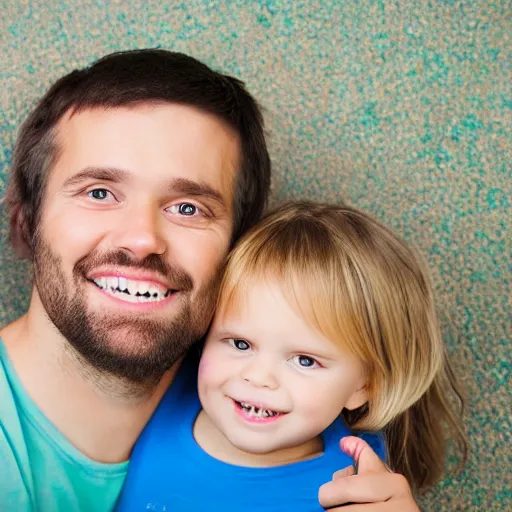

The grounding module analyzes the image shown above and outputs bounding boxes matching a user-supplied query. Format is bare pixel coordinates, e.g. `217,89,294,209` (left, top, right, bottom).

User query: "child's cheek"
198,356,211,382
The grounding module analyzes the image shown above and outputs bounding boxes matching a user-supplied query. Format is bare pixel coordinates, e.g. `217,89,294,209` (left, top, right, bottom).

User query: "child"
117,201,467,511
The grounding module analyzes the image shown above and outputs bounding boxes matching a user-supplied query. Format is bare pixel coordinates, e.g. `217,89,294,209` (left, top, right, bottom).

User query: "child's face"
198,280,368,457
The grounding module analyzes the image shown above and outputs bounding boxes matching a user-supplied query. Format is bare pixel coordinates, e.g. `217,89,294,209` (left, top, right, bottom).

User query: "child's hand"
318,436,420,511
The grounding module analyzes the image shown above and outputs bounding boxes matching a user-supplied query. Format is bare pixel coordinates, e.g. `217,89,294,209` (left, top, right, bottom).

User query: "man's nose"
111,203,167,260
241,358,279,390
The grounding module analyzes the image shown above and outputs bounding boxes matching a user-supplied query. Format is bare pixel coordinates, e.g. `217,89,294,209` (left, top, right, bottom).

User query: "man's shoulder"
0,340,34,511
0,336,32,460
0,438,33,512
0,337,128,512
0,337,27,452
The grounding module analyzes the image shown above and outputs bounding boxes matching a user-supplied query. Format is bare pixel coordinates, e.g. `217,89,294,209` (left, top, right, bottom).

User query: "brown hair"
217,200,468,491
6,49,271,257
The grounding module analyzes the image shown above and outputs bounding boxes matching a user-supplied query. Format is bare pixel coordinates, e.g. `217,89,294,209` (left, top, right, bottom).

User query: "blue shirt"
117,355,385,511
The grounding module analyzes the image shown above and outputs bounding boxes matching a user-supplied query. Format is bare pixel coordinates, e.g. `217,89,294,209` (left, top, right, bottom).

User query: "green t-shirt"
0,338,128,511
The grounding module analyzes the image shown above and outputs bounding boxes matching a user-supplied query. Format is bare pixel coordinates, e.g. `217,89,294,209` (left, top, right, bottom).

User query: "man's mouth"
235,400,285,420
91,276,174,304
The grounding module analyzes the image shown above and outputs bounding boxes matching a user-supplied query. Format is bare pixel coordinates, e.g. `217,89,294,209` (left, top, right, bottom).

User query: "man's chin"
64,315,196,382
68,336,180,383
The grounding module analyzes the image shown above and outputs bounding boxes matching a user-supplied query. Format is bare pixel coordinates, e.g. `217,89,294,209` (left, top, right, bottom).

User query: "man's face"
32,104,239,382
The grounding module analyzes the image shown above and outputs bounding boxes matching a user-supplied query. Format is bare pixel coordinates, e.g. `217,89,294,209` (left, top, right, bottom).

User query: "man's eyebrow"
63,168,227,207
63,167,129,187
167,177,226,206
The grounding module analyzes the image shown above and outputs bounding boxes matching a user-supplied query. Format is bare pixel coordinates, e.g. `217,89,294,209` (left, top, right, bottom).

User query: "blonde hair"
217,200,468,491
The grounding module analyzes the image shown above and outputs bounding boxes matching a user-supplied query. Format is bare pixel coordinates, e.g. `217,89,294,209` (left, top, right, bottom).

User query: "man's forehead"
56,102,240,145
51,103,241,192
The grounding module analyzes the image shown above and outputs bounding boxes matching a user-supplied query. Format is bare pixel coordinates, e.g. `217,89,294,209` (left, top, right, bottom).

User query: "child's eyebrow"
215,328,251,340
281,339,349,362
288,347,339,360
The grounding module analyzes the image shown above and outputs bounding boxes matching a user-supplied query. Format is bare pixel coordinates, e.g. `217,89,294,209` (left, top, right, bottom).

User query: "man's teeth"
239,401,280,418
92,276,172,303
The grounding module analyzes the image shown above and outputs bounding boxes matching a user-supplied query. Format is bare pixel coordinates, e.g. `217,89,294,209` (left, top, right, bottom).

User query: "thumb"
339,435,388,474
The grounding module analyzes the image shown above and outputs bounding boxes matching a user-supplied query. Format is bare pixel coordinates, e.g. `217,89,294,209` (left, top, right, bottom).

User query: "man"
0,49,418,511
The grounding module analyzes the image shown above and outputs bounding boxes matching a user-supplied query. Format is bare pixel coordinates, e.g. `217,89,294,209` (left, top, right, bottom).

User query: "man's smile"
90,275,175,303
84,268,184,309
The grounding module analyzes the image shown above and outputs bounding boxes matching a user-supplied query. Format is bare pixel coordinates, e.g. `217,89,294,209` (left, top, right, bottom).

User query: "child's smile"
231,398,289,425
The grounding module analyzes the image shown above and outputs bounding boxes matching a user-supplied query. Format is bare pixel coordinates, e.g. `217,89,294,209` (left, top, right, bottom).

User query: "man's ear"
8,202,33,259
344,384,369,411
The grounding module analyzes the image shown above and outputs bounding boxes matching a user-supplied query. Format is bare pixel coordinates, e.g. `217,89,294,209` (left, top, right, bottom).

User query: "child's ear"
344,384,369,411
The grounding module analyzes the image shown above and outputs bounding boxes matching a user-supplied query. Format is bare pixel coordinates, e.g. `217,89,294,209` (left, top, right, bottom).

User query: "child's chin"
229,437,280,456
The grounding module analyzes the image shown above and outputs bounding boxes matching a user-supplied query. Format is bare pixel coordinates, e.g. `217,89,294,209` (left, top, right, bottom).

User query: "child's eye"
228,339,250,351
292,355,320,369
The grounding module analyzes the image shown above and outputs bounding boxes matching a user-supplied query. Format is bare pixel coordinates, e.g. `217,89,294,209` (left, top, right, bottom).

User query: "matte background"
0,1,510,510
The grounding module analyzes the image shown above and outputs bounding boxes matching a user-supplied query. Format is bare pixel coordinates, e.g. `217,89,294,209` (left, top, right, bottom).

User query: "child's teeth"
238,401,280,419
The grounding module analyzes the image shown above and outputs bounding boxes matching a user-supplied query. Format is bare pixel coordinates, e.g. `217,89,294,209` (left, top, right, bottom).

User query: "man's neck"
0,300,178,464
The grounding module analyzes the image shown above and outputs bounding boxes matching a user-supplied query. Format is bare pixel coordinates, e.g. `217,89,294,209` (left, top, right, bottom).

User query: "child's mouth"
234,400,285,421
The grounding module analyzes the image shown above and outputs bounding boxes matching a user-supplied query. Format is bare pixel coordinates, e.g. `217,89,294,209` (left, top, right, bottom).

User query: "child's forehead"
217,275,283,316
217,270,328,328
215,279,327,339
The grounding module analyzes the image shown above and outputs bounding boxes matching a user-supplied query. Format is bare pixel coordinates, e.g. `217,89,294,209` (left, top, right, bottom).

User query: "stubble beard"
32,233,220,387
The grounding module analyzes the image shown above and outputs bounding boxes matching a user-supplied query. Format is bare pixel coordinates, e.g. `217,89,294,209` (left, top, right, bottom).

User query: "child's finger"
319,472,413,509
339,436,387,474
332,465,355,480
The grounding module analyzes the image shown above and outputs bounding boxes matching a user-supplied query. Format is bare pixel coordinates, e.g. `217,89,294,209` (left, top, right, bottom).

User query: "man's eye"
88,189,111,201
293,355,319,369
169,203,200,216
229,339,250,351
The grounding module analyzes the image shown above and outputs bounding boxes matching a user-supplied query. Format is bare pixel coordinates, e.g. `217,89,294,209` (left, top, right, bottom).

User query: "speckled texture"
0,1,510,510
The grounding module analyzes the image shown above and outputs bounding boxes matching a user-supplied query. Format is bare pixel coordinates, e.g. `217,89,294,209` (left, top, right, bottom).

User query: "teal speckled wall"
0,1,510,510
